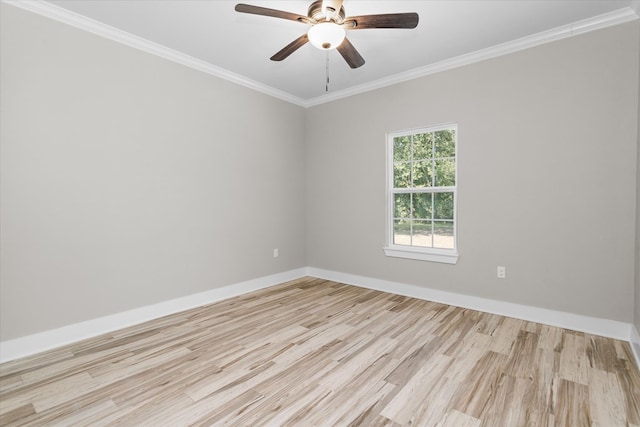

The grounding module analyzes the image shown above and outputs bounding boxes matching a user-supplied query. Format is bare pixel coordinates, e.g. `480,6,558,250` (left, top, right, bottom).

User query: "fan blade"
337,37,365,69
235,4,311,24
343,13,419,29
270,34,309,61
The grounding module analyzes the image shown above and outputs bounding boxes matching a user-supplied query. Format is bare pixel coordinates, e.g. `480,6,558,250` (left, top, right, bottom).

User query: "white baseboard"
631,325,640,370
306,267,632,342
0,268,306,364
2,266,638,372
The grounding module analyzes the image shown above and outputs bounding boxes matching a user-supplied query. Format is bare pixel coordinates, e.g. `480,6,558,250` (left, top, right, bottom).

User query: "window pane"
412,193,432,219
413,133,433,160
435,130,455,157
393,162,411,188
435,159,455,186
389,126,456,255
394,193,411,219
412,160,433,187
434,221,454,249
393,136,411,162
412,220,433,248
393,220,411,246
434,192,454,219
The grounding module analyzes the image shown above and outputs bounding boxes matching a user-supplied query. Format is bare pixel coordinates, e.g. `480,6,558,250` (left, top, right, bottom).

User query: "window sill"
383,246,459,264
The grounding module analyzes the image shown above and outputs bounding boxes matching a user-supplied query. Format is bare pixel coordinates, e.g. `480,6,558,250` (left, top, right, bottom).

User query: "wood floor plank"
381,353,454,424
559,332,590,385
589,368,626,427
1,277,639,426
555,378,592,426
529,347,558,415
587,335,619,372
451,350,509,419
614,356,640,425
402,375,459,427
480,374,535,426
0,374,23,394
233,381,329,426
436,409,481,427
0,403,35,426
318,337,397,390
488,316,525,355
1,371,100,414
537,324,564,353
504,330,539,379
444,332,493,383
384,336,443,386
329,382,397,427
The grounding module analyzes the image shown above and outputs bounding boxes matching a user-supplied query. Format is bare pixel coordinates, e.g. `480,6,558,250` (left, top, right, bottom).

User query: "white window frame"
383,124,459,264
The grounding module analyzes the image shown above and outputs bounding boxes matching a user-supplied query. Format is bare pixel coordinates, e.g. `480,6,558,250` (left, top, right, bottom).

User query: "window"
384,124,458,264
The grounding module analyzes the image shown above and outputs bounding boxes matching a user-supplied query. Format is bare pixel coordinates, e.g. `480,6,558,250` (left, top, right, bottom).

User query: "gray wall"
2,4,639,342
306,22,640,323
0,4,306,340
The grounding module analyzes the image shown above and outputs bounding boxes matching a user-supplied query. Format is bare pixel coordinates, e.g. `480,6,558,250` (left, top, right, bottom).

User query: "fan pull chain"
325,51,330,92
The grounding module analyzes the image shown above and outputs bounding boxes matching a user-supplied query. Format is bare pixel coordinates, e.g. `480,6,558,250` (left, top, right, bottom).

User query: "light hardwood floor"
1,277,639,426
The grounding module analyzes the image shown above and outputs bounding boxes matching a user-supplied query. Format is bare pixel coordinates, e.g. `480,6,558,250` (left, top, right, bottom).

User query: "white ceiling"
15,0,640,106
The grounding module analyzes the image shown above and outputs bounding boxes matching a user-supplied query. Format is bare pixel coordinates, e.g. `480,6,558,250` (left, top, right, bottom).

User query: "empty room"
1,0,639,425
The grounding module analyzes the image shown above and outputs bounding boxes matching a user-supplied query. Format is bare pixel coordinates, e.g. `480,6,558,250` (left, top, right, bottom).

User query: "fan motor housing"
308,0,345,23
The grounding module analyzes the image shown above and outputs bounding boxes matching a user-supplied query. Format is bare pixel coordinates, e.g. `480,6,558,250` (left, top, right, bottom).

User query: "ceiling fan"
235,0,419,69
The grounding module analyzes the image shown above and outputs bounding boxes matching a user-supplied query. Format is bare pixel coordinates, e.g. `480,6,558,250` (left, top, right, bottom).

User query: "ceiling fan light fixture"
307,22,345,50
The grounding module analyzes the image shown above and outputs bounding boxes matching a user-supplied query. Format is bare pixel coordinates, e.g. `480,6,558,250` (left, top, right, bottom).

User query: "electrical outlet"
273,248,279,258
497,266,506,279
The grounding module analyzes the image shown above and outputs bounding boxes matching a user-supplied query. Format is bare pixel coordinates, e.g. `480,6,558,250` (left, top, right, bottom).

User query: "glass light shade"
307,22,346,50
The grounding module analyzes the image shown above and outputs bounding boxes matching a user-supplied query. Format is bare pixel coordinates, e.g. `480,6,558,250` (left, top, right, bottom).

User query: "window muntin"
386,125,457,262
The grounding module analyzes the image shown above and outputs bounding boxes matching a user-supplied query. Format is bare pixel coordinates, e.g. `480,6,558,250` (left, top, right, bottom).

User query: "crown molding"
3,0,638,109
303,6,640,107
2,0,308,107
